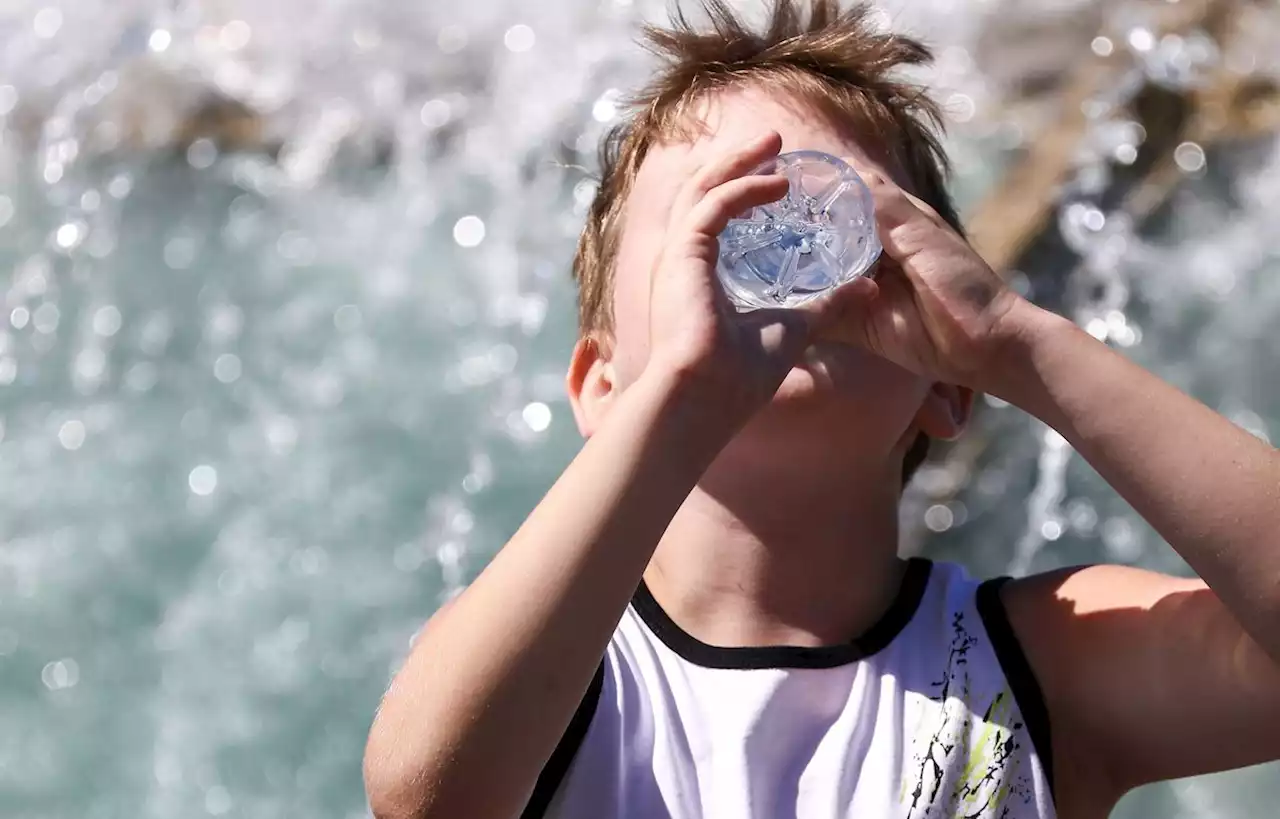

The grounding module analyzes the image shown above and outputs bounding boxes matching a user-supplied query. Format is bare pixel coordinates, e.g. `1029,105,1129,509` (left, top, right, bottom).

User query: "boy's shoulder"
996,562,1206,662
994,562,1206,711
994,563,1280,806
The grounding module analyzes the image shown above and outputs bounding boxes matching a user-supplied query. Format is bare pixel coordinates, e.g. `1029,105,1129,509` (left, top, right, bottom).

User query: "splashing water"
0,1,1277,818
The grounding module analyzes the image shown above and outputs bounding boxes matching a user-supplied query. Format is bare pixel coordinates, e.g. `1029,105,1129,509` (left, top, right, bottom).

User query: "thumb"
739,303,823,361
804,276,879,347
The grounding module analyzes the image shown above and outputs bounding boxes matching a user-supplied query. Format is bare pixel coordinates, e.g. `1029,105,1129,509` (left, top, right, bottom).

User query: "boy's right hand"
643,131,870,426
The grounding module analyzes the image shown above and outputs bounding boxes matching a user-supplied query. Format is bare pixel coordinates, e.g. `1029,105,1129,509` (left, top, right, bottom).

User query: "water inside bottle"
717,150,881,310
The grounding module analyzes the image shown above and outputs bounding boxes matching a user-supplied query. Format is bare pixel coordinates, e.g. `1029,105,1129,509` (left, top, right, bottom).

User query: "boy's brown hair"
573,0,962,480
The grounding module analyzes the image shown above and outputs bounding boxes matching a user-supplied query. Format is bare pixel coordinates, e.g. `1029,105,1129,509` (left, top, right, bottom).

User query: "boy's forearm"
990,301,1280,660
364,367,733,819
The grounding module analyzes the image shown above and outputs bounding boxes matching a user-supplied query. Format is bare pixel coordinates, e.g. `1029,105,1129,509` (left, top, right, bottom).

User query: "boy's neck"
642,455,907,652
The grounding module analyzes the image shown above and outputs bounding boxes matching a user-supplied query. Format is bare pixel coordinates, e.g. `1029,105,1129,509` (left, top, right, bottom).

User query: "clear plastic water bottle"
717,150,881,310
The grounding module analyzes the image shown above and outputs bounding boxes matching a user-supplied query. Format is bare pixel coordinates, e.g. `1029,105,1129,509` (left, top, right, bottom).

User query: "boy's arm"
1002,564,1280,803
824,174,1280,801
363,131,840,819
988,310,1280,799
363,369,728,819
993,306,1280,665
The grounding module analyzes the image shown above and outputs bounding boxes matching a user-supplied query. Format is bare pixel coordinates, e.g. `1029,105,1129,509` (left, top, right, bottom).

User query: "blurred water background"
0,0,1278,817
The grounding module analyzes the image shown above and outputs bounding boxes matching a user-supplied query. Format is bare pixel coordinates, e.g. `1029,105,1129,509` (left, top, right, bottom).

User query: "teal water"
0,1,1278,817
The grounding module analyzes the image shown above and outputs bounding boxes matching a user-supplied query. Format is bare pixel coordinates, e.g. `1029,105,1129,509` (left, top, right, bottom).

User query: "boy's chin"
769,341,912,405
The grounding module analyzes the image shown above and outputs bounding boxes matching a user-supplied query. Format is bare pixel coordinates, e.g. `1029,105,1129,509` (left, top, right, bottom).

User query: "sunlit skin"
572,85,971,650
366,79,1280,819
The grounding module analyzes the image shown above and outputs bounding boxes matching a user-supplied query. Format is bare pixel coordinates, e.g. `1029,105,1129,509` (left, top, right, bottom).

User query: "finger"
671,131,783,223
684,173,789,238
860,169,941,233
804,276,879,343
860,172,962,273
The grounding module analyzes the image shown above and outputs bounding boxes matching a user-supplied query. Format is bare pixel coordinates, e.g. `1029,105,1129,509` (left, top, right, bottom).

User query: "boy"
364,2,1280,817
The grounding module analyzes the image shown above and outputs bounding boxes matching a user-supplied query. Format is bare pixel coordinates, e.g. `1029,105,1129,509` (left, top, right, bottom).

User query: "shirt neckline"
629,557,933,670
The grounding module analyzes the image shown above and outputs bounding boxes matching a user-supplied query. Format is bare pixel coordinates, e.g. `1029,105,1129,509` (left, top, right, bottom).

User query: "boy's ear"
913,382,974,442
567,336,619,438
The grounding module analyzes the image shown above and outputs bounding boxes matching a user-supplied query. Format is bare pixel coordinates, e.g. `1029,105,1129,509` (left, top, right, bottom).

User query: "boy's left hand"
818,170,1026,391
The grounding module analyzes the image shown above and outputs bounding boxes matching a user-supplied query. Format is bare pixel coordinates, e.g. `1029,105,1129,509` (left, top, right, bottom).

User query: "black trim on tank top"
975,577,1056,803
519,661,605,819
630,557,933,670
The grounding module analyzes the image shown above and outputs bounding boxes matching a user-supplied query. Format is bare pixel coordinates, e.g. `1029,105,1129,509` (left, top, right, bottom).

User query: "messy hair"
574,0,961,481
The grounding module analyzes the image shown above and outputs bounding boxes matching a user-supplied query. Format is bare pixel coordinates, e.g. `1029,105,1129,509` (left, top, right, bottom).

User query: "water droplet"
437,25,467,54
573,179,598,209
220,20,252,51
352,27,381,50
148,29,172,52
1127,26,1155,53
55,222,83,249
462,452,494,494
421,99,451,131
276,231,316,265
1091,36,1114,57
924,504,955,532
1102,516,1143,561
1174,141,1206,173
204,785,232,816
33,7,63,39
333,304,362,332
453,215,486,248
41,657,79,690
217,570,242,595
58,419,85,450
947,92,975,123
125,362,157,393
139,313,173,354
76,348,106,380
9,308,27,330
1040,519,1064,541
206,304,244,344
449,508,475,535
1228,409,1270,444
33,303,60,334
266,416,298,454
107,174,133,199
164,237,198,269
1067,499,1099,534
394,542,425,572
93,305,122,337
213,353,242,383
522,402,552,432
592,96,618,123
186,138,218,170
188,465,218,496
504,24,536,53
1141,31,1220,90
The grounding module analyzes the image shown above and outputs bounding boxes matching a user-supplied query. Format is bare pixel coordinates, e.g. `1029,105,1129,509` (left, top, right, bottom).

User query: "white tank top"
522,559,1056,819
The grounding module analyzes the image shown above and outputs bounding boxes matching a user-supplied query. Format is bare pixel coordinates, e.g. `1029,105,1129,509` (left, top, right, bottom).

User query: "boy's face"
576,85,967,471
